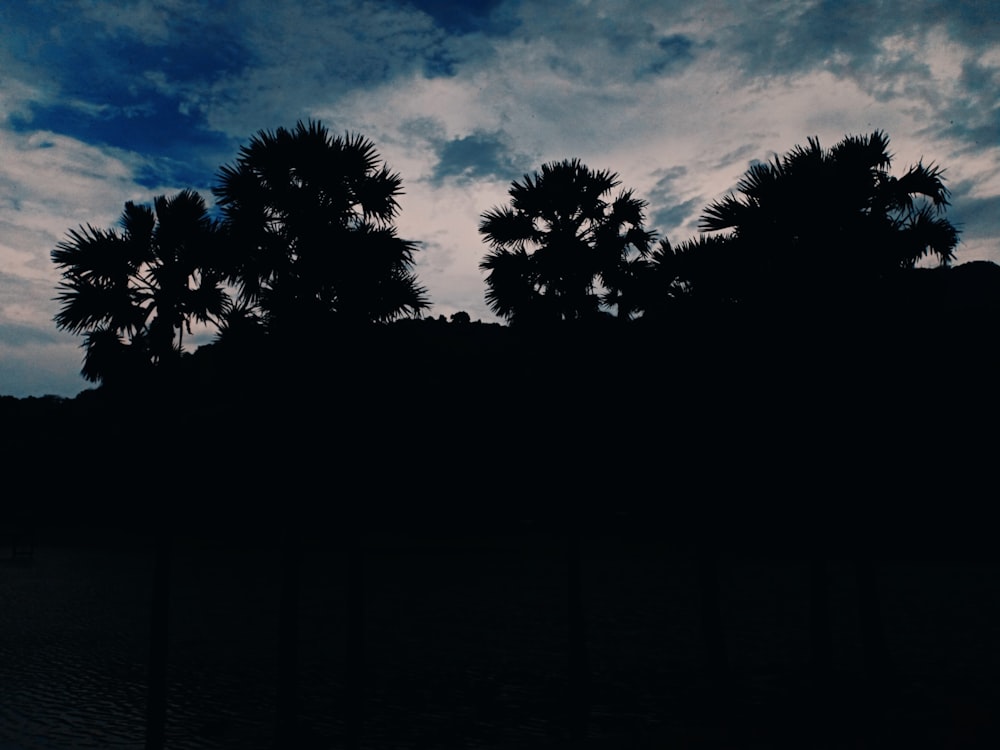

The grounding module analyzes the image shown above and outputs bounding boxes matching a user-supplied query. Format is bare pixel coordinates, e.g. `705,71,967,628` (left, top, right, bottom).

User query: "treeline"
49,123,991,391
20,121,999,546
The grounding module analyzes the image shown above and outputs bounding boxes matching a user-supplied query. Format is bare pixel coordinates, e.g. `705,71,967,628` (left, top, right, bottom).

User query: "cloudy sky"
2,0,999,397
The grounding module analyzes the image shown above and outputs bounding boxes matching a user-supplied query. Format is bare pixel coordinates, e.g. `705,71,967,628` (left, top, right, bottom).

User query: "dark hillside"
6,294,998,559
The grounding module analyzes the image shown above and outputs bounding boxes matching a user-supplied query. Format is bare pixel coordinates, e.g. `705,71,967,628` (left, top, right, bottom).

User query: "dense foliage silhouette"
213,120,429,337
673,130,960,306
51,190,228,384
479,159,654,324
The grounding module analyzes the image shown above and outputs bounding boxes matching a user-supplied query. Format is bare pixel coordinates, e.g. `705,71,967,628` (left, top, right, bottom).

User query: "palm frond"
479,206,537,249
480,247,539,321
80,328,128,383
478,158,652,322
52,225,135,282
895,162,951,211
120,201,155,246
688,130,959,303
54,279,144,334
899,204,960,267
211,120,425,325
700,194,748,232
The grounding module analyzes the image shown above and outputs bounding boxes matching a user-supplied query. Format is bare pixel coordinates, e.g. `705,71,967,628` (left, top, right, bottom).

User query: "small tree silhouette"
213,120,429,336
479,159,654,325
52,190,228,385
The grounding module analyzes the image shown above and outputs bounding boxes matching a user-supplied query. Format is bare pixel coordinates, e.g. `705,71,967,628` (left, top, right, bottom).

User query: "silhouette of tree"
691,131,959,304
479,159,654,325
213,120,429,335
52,190,228,384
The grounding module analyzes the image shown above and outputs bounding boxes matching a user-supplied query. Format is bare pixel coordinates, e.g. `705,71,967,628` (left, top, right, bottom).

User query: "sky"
2,0,1000,397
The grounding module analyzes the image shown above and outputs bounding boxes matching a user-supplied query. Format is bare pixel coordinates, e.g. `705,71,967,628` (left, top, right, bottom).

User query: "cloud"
2,0,1000,397
0,321,61,347
300,0,998,315
943,178,1000,264
0,125,204,397
76,0,205,44
407,0,517,35
647,174,701,238
643,166,702,240
394,176,512,322
182,1,456,139
430,130,533,185
648,34,697,75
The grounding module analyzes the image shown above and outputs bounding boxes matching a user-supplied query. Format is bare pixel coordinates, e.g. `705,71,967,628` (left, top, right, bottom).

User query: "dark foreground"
2,525,999,750
2,311,999,747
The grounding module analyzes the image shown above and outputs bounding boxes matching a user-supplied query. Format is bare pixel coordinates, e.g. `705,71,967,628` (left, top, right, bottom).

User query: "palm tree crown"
695,130,959,303
479,159,654,325
213,120,429,332
52,190,228,383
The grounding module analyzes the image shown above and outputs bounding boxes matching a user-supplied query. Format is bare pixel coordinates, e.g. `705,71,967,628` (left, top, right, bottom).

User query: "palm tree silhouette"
479,159,654,325
636,234,736,314
52,190,228,384
696,130,959,305
213,120,429,335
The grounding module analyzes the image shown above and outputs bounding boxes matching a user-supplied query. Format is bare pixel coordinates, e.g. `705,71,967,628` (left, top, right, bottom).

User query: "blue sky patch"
431,131,527,185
